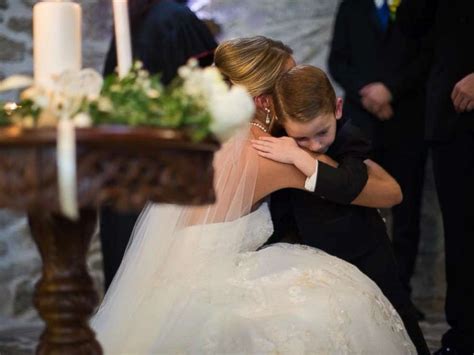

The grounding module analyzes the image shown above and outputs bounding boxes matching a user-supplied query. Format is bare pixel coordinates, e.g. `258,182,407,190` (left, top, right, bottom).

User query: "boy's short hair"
273,65,336,122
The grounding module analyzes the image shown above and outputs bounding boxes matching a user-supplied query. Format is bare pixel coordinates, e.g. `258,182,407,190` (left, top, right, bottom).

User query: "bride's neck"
252,110,266,126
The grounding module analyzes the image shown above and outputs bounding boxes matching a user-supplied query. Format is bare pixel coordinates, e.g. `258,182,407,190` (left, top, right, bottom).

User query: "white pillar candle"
33,0,82,90
112,0,132,78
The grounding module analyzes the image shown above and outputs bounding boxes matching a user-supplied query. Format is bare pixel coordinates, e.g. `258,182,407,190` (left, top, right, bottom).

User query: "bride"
91,37,416,354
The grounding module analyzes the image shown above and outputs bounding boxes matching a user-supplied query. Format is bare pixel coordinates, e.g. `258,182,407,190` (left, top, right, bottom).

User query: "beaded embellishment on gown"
92,202,415,354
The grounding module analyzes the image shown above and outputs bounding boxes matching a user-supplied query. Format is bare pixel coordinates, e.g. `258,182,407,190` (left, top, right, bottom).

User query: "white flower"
97,97,113,112
187,58,198,68
73,112,92,128
146,88,160,99
54,68,103,101
134,61,144,70
0,75,33,92
178,65,192,79
176,61,255,142
209,85,255,142
21,86,49,107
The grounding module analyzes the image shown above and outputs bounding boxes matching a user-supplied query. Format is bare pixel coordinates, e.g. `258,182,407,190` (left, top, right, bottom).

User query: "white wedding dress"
91,129,415,354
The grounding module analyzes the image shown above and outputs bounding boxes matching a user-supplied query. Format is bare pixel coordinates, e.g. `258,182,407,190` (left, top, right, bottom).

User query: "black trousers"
99,207,140,290
350,235,430,355
375,142,428,295
431,121,474,353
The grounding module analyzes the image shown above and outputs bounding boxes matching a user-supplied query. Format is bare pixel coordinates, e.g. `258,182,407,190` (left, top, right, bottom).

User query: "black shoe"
414,305,426,321
433,346,472,355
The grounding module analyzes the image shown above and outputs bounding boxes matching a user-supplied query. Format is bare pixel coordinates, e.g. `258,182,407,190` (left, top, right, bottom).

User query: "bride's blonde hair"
214,36,293,97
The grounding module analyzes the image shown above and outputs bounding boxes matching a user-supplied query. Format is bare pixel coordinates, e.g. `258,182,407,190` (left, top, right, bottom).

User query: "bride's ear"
254,94,271,111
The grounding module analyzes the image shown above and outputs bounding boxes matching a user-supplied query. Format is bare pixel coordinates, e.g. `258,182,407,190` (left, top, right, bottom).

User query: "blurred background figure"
328,0,431,320
100,0,218,291
397,0,474,354
103,0,217,81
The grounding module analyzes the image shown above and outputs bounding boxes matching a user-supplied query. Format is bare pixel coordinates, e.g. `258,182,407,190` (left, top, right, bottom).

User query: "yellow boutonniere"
388,0,402,21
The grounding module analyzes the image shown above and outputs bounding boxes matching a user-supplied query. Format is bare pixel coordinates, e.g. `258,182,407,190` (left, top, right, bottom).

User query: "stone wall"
0,0,445,325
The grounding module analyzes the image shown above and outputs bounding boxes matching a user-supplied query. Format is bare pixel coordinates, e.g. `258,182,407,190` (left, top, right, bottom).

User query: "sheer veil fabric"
91,127,261,351
91,127,416,354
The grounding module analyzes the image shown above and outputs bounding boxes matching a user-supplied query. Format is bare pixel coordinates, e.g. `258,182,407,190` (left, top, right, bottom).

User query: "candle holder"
0,126,219,354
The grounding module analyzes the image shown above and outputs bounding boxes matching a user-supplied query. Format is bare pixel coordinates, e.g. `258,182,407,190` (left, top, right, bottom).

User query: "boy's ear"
335,97,344,120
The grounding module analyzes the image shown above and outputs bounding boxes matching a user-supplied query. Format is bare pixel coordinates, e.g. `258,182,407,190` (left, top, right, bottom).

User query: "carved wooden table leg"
28,208,102,355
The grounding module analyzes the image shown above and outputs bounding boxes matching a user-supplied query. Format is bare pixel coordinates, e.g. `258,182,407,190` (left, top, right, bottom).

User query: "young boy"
252,64,429,355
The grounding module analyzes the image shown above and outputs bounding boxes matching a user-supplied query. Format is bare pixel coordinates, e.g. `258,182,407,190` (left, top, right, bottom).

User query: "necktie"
375,0,390,31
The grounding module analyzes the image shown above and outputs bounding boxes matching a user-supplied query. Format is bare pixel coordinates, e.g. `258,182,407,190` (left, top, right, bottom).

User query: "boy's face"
282,98,343,153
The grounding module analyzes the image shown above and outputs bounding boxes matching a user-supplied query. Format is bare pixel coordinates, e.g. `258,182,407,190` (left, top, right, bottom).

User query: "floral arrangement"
0,60,255,142
388,0,401,21
373,0,401,21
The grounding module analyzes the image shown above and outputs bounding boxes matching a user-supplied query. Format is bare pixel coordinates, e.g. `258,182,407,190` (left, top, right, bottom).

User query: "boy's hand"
252,136,317,177
251,136,300,164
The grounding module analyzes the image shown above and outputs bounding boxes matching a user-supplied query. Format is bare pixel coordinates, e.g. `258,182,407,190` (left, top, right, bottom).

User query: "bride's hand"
251,136,300,164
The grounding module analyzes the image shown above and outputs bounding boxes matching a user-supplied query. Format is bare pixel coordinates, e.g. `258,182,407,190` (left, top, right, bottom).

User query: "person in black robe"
100,0,217,291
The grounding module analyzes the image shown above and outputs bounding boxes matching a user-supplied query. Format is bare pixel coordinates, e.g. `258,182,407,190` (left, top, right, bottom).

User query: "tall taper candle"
33,0,81,90
112,0,132,78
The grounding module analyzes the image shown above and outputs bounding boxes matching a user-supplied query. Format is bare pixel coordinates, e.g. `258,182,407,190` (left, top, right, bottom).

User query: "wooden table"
0,126,219,354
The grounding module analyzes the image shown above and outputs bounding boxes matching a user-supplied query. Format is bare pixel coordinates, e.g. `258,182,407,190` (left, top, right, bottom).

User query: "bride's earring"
264,107,271,125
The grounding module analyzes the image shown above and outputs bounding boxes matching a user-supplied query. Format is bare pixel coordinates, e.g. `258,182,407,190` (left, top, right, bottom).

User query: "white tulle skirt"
91,203,415,354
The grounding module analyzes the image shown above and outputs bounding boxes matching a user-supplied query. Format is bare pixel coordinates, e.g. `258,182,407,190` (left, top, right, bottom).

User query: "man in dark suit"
100,0,217,290
397,1,474,354
268,65,429,354
327,0,432,318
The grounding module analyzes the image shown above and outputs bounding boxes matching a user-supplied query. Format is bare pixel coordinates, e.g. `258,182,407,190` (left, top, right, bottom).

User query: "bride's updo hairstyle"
214,36,293,97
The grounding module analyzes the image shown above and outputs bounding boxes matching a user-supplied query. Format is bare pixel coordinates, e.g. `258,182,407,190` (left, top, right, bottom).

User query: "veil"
91,126,262,353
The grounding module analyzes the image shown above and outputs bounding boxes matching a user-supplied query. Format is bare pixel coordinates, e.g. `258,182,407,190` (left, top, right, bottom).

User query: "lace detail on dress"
93,202,416,354
218,241,416,354
239,202,274,252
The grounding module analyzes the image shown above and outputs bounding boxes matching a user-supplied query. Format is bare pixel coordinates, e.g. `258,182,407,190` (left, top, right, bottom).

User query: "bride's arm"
252,135,401,208
253,153,307,204
351,159,402,207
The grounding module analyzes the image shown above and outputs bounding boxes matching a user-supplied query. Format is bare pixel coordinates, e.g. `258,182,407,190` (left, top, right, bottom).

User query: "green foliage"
0,100,41,126
86,65,212,141
0,63,213,141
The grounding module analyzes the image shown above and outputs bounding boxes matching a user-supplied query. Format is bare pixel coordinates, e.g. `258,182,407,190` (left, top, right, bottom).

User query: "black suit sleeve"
311,121,371,205
312,157,368,205
328,0,368,104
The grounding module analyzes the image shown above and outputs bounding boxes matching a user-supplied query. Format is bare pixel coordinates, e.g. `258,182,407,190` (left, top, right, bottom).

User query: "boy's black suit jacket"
269,118,388,262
